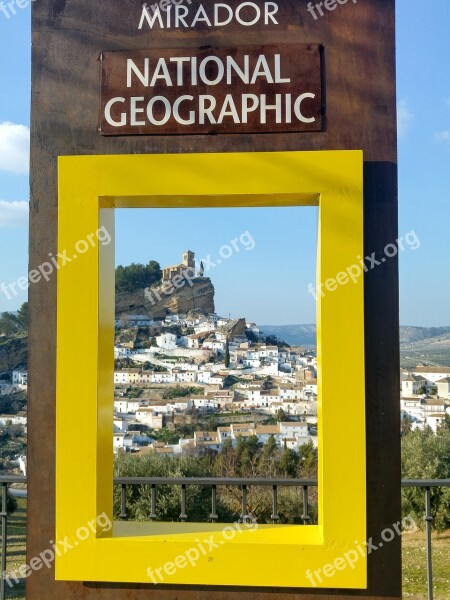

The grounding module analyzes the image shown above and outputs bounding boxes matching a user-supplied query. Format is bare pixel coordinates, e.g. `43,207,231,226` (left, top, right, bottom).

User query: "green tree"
245,330,259,343
224,375,239,388
125,387,143,399
438,413,450,433
259,435,278,475
115,261,162,293
279,448,299,477
224,337,230,368
114,357,137,369
16,302,28,331
401,413,413,436
402,426,450,531
7,493,17,515
207,415,218,430
113,452,233,522
276,408,287,422
112,430,320,525
0,312,19,336
298,440,318,477
263,376,275,390
265,335,290,348
277,486,317,524
162,386,202,400
152,428,180,444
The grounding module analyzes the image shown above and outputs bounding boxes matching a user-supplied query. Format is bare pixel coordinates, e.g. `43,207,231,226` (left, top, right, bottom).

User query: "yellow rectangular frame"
56,150,366,588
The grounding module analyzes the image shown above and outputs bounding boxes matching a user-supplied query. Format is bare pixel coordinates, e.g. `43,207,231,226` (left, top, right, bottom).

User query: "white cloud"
0,122,30,174
397,100,413,138
434,130,450,143
0,200,29,228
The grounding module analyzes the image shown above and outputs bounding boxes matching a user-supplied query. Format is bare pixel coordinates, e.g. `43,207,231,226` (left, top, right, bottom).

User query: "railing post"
302,485,311,525
240,485,248,522
271,485,280,524
425,486,433,600
179,484,187,522
150,484,157,521
119,484,128,520
210,485,218,523
1,483,8,600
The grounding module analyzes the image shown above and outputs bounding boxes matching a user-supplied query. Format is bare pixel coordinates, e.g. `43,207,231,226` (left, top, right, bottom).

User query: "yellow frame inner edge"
56,150,366,588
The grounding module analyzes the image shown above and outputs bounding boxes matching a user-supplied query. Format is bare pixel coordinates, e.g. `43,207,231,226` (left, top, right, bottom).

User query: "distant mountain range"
399,326,450,368
260,324,450,367
260,324,317,347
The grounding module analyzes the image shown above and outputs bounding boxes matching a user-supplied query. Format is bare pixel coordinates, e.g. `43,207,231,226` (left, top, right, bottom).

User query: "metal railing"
0,475,26,600
0,476,449,600
115,477,317,524
401,479,450,600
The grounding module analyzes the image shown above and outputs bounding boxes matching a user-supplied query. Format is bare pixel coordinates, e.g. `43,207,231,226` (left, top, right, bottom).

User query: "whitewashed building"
151,372,176,384
114,417,130,433
280,422,309,438
156,333,178,350
173,369,198,383
197,370,212,384
114,399,141,414
402,375,427,396
114,369,141,385
12,369,28,387
280,385,303,401
209,374,225,388
437,377,450,399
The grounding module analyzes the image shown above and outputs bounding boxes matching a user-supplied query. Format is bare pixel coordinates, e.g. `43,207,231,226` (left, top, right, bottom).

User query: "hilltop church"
162,250,201,282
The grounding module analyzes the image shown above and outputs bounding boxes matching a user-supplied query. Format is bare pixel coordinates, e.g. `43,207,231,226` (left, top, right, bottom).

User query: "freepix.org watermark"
308,230,420,300
3,512,112,588
306,0,357,21
145,230,256,306
146,515,258,584
305,515,417,587
0,226,112,302
0,0,36,19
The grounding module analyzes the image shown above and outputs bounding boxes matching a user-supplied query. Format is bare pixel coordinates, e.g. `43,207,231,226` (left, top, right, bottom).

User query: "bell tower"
182,250,195,269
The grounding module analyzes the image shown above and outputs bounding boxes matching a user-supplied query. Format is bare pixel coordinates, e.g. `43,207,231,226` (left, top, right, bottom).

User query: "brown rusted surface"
28,0,400,598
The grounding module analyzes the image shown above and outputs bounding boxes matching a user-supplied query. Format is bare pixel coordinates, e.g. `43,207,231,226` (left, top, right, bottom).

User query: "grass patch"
2,497,26,599
403,528,450,599
1,501,449,599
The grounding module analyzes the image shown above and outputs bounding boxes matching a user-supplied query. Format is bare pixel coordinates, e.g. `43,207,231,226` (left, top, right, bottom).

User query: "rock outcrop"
219,318,246,338
0,336,28,372
115,277,215,319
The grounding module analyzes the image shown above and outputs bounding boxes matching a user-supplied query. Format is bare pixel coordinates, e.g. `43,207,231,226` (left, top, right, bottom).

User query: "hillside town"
400,367,450,432
112,312,450,456
1,249,450,467
113,304,319,455
3,332,449,465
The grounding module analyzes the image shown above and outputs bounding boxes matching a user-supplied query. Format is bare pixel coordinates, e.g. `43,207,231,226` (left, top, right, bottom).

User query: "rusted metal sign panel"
100,44,323,135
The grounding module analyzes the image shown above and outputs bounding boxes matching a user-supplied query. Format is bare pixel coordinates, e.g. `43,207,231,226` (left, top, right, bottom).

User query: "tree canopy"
16,302,28,330
402,422,450,531
115,261,162,293
114,437,318,524
0,302,28,336
114,452,234,522
265,335,290,348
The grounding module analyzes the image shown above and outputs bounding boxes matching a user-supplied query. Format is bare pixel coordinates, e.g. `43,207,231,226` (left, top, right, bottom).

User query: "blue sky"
115,206,318,323
0,1,449,326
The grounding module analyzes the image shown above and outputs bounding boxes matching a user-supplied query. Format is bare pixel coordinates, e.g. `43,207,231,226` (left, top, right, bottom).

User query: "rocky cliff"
0,335,28,372
115,277,215,319
219,318,246,338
